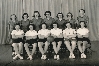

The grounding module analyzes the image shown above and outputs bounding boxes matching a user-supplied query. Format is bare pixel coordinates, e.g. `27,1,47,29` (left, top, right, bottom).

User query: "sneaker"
69,53,72,58
29,55,33,60
83,53,86,58
81,53,83,58
44,55,47,60
18,54,23,59
57,55,60,60
72,54,75,58
13,55,18,59
54,55,57,59
41,55,44,59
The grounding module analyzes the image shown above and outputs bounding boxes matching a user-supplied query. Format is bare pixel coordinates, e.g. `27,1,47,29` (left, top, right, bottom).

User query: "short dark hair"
64,22,72,28
27,24,35,30
51,22,59,28
66,12,73,18
10,14,17,20
79,21,87,28
44,11,51,16
14,23,21,30
39,23,48,29
22,13,29,19
32,11,41,17
56,12,64,18
79,9,85,13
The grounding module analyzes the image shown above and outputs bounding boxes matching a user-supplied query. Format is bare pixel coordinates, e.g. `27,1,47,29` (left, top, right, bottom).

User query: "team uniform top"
8,20,19,32
38,29,50,37
63,28,76,36
43,17,55,29
20,19,30,32
66,19,76,29
25,30,38,37
50,28,62,37
55,19,66,29
30,18,43,31
76,28,89,35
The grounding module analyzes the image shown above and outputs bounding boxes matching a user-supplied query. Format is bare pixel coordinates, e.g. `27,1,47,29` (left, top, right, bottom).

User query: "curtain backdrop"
0,0,99,44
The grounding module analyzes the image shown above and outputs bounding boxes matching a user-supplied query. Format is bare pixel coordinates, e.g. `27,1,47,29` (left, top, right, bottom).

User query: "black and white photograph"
0,0,99,66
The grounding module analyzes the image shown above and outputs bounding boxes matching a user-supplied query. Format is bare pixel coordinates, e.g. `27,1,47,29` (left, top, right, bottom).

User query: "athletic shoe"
18,54,23,59
41,55,44,59
57,55,60,60
54,55,57,59
69,53,72,58
44,55,47,60
13,55,18,59
81,53,83,58
83,53,86,58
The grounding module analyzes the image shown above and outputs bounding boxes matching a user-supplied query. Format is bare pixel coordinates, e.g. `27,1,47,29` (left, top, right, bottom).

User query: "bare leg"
38,42,44,55
31,43,37,55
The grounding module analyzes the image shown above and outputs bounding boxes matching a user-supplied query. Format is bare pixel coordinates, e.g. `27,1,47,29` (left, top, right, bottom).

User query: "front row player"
63,22,76,58
24,24,38,60
77,21,89,58
11,23,24,59
50,22,63,60
38,23,50,60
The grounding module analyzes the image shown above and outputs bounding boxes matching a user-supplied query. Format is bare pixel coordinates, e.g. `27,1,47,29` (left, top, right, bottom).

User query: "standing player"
38,23,50,60
63,22,76,58
56,13,66,29
66,12,76,29
30,11,43,31
7,14,19,44
20,13,30,33
24,24,38,60
50,22,63,60
43,11,55,29
11,23,24,59
77,9,89,28
77,21,89,58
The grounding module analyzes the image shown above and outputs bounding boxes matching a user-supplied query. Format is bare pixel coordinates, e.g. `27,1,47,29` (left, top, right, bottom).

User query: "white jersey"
11,29,24,35
77,28,89,35
25,30,38,36
38,29,50,36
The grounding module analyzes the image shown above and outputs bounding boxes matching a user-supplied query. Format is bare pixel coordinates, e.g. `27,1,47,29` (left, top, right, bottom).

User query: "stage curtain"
0,0,99,44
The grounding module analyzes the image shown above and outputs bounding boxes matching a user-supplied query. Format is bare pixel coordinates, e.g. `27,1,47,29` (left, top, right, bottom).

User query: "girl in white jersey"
24,24,38,60
38,23,50,60
50,22,63,60
77,21,89,58
63,22,76,58
11,23,24,59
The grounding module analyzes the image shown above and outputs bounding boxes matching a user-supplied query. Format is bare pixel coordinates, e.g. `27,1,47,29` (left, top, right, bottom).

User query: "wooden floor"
0,41,99,66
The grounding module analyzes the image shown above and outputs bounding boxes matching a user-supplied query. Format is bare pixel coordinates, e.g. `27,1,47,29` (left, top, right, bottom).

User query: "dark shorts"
77,37,89,41
12,38,23,43
25,39,37,44
38,38,47,43
53,38,63,42
64,38,76,41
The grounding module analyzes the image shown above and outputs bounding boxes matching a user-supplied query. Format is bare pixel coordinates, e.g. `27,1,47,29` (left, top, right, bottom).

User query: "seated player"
63,22,76,58
50,22,63,60
77,21,89,58
11,23,24,59
38,23,50,60
24,24,38,60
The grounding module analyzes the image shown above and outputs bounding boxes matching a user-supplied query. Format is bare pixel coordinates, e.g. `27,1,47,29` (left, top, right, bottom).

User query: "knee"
33,43,37,47
64,41,69,45
52,42,56,46
71,41,76,45
12,43,16,47
38,42,41,47
24,43,28,47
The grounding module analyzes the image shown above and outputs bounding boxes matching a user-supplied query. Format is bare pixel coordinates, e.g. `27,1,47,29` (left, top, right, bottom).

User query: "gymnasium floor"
0,41,99,66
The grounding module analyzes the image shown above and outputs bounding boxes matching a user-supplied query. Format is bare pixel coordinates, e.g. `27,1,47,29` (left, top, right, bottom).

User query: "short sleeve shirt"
25,30,38,36
30,18,43,31
63,28,76,36
51,28,62,36
56,19,66,29
11,30,24,35
77,28,89,35
66,19,76,29
43,17,55,29
38,29,50,36
20,19,30,32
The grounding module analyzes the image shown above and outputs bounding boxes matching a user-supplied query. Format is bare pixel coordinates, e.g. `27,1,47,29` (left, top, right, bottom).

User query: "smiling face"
42,24,46,29
58,14,63,19
29,25,33,30
66,23,71,29
11,15,16,20
46,13,50,18
80,22,85,28
79,10,84,16
34,12,39,18
67,14,72,19
53,24,57,29
15,25,20,30
23,15,28,20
